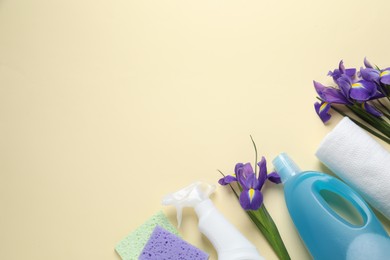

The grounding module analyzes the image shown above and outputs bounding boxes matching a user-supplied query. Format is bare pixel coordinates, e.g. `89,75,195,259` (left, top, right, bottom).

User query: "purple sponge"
138,226,209,260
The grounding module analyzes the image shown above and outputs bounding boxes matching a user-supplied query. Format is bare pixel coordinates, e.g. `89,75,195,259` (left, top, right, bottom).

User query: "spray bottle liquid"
162,182,265,260
272,153,390,260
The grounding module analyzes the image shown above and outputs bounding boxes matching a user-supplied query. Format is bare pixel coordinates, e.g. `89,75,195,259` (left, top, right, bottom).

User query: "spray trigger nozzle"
161,182,216,227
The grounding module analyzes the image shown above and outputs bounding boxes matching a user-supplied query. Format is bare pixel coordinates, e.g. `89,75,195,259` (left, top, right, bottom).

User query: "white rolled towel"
316,117,390,220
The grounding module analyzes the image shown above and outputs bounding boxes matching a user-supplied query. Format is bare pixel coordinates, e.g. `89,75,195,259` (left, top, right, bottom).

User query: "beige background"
1,0,390,259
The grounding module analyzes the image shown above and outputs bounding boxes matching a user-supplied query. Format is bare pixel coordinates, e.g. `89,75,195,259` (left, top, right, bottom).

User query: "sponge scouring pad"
115,211,179,260
139,225,209,260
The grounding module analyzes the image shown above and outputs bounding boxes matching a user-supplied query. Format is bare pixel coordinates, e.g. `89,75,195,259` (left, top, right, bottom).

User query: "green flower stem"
250,135,258,175
373,101,390,120
226,181,290,260
330,105,390,144
347,104,390,138
377,99,390,115
379,84,390,102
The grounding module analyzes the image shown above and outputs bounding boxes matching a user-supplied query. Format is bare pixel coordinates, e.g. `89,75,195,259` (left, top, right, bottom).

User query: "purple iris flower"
314,58,388,125
316,76,381,118
336,75,378,102
313,81,350,104
360,67,390,85
328,60,356,83
218,163,242,185
218,157,281,211
360,57,390,85
313,80,350,124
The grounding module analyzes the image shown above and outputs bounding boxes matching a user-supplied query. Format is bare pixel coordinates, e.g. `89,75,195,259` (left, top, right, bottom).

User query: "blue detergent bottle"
272,153,390,260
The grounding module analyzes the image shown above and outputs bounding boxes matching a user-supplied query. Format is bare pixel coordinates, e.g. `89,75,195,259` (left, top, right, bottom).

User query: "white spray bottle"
162,181,265,260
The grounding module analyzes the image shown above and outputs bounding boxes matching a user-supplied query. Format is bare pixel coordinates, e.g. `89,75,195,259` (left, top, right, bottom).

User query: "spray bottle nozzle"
162,182,216,227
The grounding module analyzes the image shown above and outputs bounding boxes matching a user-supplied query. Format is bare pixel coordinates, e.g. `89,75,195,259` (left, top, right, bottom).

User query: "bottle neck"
272,153,301,183
194,199,213,218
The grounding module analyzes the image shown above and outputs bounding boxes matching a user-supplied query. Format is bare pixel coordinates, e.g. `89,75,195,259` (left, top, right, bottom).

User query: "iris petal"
328,69,342,82
362,102,383,117
236,163,254,189
313,81,349,104
237,170,255,190
313,80,330,99
360,68,380,82
234,163,244,176
336,76,352,99
364,57,373,69
339,60,346,74
239,188,263,211
345,68,357,79
241,163,254,178
248,173,259,189
218,175,237,185
328,60,356,82
350,80,377,101
267,172,282,184
257,157,267,188
314,102,331,123
380,70,390,85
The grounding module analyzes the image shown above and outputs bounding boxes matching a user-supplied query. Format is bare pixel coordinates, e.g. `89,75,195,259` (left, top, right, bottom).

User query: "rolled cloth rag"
316,117,390,220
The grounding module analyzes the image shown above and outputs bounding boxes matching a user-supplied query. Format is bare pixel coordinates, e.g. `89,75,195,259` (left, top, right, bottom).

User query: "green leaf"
246,206,291,260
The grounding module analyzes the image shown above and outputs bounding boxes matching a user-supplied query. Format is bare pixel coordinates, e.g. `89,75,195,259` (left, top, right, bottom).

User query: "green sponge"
115,211,179,260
